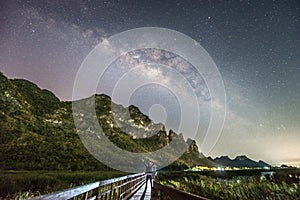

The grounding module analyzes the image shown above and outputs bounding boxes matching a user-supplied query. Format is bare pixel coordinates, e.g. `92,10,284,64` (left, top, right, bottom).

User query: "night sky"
1,0,300,166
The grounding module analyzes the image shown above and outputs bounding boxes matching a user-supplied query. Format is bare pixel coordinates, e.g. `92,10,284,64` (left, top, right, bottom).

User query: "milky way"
1,0,300,165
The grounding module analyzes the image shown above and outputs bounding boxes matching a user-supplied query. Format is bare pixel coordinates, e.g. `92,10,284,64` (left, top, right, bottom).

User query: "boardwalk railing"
32,173,146,200
152,181,210,200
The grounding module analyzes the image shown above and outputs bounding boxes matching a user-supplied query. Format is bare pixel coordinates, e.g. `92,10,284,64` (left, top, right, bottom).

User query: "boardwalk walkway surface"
129,180,152,200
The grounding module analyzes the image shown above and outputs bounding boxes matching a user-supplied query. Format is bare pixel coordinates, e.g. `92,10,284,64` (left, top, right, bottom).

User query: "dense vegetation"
159,170,300,200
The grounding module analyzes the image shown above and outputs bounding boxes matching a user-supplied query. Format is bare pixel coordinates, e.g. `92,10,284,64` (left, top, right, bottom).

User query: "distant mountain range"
208,155,271,168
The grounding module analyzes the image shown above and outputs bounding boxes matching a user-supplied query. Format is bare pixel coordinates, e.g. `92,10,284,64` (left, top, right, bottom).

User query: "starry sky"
1,0,300,166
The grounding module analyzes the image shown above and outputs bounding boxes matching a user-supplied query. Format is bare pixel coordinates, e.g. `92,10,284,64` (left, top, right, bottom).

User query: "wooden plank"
129,180,152,200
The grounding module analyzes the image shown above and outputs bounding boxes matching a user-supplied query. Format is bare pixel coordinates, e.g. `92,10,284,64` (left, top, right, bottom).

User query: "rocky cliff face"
0,72,215,170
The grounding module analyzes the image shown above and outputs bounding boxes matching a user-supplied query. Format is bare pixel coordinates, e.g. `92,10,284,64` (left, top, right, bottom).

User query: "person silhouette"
144,161,154,188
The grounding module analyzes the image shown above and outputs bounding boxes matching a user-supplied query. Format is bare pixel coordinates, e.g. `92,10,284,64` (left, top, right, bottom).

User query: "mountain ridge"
208,155,271,168
0,72,215,171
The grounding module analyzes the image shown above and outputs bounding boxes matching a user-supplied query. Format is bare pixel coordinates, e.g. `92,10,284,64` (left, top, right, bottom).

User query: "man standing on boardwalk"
144,161,154,188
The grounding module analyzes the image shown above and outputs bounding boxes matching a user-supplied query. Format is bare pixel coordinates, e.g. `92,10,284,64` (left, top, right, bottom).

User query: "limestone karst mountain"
0,72,215,171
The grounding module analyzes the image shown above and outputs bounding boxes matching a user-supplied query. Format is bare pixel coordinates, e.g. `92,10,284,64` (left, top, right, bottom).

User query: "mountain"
0,72,214,171
211,155,271,168
12,79,61,117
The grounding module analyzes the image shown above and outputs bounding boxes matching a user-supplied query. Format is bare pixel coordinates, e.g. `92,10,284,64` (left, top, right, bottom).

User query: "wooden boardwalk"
31,173,209,200
129,180,152,200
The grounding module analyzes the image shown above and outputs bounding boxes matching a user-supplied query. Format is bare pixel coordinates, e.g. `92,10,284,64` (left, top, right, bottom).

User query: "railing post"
112,182,117,200
158,190,162,200
81,192,88,200
118,180,122,200
120,180,124,199
92,187,99,200
124,177,128,197
109,182,112,200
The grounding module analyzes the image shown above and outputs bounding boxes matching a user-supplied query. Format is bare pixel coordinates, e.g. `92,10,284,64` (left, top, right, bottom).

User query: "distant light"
217,167,224,171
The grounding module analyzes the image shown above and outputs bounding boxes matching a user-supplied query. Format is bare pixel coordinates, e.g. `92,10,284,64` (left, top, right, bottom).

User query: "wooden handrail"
152,181,210,200
31,173,145,200
31,173,210,200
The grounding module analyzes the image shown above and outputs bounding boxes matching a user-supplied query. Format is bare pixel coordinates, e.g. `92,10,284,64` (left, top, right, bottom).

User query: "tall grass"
0,170,127,199
160,174,300,200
